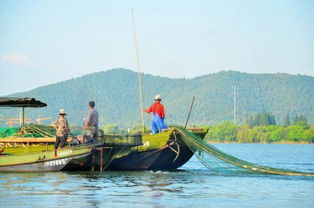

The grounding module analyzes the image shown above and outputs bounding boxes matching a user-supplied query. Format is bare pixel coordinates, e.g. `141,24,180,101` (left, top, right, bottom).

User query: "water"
1,144,313,208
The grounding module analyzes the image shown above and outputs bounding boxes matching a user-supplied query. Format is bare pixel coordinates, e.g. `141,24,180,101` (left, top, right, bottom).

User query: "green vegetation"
205,121,314,144
1,69,313,127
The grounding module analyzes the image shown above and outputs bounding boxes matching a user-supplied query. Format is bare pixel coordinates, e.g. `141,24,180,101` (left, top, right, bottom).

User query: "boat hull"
104,144,193,171
105,148,163,170
95,128,208,171
0,153,90,172
0,144,96,172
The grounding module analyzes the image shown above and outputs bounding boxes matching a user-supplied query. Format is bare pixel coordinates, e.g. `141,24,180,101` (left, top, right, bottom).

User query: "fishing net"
0,124,56,138
173,126,314,176
0,128,19,138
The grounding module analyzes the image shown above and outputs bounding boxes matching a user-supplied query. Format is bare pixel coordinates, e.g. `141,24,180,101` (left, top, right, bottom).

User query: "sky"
0,0,313,95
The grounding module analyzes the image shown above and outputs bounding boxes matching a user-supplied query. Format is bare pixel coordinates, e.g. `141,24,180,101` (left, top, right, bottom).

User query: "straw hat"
154,94,161,101
59,109,67,115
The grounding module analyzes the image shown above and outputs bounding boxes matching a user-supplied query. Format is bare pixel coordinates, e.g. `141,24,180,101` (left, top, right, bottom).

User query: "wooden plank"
0,137,56,143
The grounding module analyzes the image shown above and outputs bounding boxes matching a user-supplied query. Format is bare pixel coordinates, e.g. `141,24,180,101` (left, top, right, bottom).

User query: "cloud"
0,52,30,65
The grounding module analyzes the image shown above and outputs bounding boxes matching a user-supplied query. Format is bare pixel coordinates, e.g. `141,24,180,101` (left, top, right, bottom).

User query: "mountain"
1,68,313,127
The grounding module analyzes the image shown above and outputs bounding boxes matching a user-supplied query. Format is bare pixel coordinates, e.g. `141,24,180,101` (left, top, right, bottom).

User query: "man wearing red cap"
143,94,168,134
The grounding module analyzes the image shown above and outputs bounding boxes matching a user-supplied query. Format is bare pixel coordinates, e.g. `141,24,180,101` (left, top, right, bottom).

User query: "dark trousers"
54,135,67,149
87,126,99,139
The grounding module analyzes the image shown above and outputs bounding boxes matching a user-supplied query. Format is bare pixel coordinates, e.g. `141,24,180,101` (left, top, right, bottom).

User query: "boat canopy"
0,97,47,108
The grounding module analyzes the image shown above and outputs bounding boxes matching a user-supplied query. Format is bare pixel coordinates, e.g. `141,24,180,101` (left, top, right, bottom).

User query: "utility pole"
232,85,238,125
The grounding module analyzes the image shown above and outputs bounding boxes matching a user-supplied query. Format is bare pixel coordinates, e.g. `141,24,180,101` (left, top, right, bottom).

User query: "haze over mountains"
1,68,313,127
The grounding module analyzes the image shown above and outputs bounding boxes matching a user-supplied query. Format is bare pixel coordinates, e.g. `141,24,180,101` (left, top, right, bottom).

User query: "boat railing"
102,134,143,147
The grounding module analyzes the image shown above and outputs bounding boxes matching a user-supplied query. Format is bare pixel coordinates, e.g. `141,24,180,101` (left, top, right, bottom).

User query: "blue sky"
0,0,313,95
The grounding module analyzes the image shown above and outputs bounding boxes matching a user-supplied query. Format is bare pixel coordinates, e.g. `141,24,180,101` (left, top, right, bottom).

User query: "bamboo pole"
0,137,74,143
131,8,145,134
22,107,25,127
0,137,55,143
184,96,195,128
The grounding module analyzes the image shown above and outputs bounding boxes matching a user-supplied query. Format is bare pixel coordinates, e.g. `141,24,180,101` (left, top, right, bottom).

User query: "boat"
96,127,208,171
0,143,97,172
0,97,208,172
0,97,99,172
0,126,208,172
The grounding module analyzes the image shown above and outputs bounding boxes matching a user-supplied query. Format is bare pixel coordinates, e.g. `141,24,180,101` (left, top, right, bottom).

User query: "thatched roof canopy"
0,97,47,108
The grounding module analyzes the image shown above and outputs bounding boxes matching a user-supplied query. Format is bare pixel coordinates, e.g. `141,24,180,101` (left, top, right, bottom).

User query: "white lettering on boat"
57,150,73,157
44,159,68,167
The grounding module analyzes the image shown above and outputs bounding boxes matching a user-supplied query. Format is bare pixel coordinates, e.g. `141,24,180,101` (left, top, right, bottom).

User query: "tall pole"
184,96,195,128
232,85,237,125
131,8,145,134
22,107,25,127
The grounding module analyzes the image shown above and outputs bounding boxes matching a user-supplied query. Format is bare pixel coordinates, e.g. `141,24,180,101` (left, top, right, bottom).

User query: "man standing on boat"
83,101,99,140
54,109,70,149
143,94,168,134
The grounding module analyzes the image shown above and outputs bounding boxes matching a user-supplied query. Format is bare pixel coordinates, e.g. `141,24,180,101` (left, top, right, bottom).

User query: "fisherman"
83,101,99,141
54,109,70,149
143,94,168,134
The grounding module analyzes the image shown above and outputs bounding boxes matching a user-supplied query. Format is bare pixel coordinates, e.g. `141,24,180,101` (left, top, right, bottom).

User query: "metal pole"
22,107,25,127
100,148,103,172
184,96,195,128
91,150,95,171
131,8,145,134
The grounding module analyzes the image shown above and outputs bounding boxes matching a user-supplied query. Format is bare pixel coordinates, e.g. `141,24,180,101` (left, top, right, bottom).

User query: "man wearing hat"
54,109,70,149
143,94,168,134
83,101,99,140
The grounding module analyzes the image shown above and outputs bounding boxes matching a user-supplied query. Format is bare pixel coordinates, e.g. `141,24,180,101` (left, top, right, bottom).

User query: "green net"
0,127,19,138
0,124,56,138
173,126,314,176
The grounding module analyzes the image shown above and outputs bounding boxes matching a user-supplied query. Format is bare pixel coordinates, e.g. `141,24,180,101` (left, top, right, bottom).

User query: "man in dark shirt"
144,94,168,134
83,101,99,140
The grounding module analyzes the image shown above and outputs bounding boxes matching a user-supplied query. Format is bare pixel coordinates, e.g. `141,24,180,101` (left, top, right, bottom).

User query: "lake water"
1,144,313,208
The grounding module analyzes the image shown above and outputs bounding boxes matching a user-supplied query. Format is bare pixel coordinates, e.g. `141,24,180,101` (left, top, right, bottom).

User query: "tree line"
206,112,313,143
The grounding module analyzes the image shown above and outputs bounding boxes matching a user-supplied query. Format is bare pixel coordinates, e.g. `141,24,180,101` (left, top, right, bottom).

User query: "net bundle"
0,124,56,138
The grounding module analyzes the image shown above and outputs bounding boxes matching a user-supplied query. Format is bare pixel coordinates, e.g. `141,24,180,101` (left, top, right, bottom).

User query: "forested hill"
1,68,314,127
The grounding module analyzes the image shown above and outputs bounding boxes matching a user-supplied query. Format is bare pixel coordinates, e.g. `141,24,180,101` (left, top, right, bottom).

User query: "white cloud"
0,52,30,65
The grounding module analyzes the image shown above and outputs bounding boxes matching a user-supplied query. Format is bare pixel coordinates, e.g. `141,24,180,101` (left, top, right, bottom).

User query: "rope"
169,131,180,162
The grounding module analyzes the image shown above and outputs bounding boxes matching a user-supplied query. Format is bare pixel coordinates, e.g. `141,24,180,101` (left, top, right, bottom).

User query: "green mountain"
1,68,313,127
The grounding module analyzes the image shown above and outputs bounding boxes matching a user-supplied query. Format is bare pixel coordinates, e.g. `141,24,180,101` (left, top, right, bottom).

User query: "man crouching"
54,109,70,149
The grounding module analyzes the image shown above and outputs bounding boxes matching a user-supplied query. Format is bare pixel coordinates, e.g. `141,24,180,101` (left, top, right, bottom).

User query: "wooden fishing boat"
91,127,208,171
0,143,100,172
0,127,207,172
0,97,94,172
